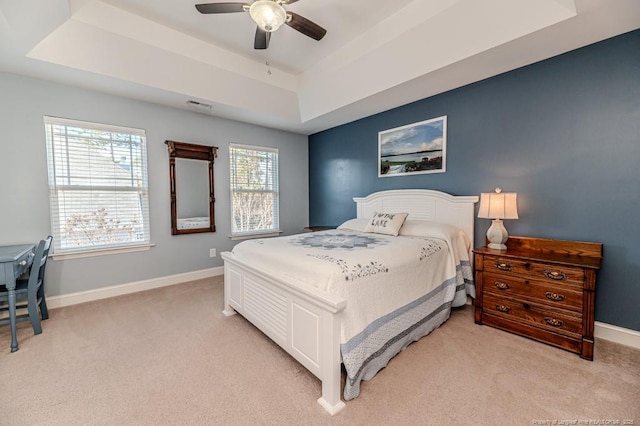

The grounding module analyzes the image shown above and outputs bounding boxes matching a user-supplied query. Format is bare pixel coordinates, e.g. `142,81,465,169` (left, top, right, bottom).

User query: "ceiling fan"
195,0,327,50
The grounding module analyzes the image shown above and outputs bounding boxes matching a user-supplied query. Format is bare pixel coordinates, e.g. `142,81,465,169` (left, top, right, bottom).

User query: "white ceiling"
1,0,639,135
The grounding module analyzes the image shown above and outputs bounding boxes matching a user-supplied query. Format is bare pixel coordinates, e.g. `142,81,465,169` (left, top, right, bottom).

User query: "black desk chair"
0,236,53,335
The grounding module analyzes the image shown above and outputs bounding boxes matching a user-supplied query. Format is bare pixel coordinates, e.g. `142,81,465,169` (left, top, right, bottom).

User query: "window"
229,144,279,238
44,116,150,257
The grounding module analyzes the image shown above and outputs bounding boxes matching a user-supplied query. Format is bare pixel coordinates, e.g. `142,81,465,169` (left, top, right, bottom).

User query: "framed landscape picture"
378,115,447,177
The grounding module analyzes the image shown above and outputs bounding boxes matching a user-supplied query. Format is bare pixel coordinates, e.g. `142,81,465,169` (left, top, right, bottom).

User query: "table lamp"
477,187,518,250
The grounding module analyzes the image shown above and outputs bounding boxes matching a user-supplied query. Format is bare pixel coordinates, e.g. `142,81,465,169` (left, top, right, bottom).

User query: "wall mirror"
165,140,218,235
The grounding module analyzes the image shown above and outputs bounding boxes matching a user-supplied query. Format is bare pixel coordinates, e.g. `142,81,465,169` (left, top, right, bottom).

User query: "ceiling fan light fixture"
249,0,287,32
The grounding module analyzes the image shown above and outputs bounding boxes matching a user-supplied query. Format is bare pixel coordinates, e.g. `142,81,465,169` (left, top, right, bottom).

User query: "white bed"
220,189,478,414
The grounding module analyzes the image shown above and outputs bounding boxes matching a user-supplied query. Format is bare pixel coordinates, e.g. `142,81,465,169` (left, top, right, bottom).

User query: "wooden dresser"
473,236,603,360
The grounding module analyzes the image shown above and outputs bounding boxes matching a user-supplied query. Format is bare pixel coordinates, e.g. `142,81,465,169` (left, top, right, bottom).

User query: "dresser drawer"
483,255,585,286
483,272,583,312
481,314,583,354
483,294,582,338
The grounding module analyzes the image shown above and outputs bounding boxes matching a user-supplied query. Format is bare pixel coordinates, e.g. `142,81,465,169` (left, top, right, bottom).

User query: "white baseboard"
22,270,640,352
595,321,640,350
46,267,224,310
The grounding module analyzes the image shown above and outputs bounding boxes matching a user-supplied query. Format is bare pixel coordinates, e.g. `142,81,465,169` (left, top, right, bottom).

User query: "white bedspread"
230,228,471,344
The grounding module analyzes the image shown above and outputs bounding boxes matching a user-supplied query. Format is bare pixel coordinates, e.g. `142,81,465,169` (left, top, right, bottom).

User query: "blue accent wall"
309,30,640,332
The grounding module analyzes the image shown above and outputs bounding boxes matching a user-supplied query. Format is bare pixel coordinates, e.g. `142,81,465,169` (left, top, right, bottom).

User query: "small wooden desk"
0,244,35,352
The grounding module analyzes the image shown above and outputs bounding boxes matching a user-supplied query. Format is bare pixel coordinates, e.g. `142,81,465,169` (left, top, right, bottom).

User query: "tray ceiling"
1,0,639,134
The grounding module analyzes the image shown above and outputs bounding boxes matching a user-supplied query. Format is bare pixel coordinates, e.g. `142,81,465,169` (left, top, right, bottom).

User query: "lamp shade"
249,0,287,32
477,188,518,219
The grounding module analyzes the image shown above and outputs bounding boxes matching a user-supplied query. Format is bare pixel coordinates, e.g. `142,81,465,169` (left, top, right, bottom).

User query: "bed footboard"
221,251,347,415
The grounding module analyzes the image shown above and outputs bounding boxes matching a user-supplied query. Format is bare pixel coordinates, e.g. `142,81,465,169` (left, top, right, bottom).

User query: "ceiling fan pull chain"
265,60,272,75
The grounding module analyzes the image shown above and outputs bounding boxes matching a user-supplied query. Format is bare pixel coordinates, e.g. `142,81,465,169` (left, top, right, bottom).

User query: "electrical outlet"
209,248,216,257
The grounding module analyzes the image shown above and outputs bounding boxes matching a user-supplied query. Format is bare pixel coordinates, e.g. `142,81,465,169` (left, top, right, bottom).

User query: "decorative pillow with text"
363,212,408,236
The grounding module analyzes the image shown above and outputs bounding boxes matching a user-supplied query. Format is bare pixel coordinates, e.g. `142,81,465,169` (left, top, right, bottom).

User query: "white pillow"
363,212,408,236
337,218,370,232
398,219,458,238
399,219,470,251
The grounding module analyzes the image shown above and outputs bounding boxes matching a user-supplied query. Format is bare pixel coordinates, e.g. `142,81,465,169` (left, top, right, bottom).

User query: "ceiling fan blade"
195,3,247,14
286,12,326,41
254,27,271,50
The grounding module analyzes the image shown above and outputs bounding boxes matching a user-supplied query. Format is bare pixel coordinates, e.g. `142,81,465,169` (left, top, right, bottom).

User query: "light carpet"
1,276,638,425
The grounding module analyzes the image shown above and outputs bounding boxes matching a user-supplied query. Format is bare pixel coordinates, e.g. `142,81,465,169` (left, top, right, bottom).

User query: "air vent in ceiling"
186,100,213,112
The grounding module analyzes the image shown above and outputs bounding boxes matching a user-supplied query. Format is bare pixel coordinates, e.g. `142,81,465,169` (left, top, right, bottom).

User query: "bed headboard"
353,189,479,252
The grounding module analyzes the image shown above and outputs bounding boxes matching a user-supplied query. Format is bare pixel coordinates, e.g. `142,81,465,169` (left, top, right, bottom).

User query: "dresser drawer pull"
545,291,565,302
495,304,511,313
544,270,566,281
494,282,510,290
19,260,27,266
544,317,564,328
495,262,512,271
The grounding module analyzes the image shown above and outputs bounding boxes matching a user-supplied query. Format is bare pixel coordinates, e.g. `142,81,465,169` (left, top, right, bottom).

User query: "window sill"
229,230,283,241
50,243,154,260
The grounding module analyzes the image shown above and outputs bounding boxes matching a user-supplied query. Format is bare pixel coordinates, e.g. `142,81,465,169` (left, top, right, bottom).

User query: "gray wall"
0,71,309,297
309,30,640,332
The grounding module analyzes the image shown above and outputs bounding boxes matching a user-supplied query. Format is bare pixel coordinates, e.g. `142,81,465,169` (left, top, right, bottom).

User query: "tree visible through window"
229,144,279,237
44,116,150,254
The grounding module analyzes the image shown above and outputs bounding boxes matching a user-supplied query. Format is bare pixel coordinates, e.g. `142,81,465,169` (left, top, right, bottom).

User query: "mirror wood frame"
165,140,218,235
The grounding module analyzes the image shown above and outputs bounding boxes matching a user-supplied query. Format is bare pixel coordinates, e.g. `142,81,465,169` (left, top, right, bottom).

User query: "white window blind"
229,144,279,237
44,116,150,255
